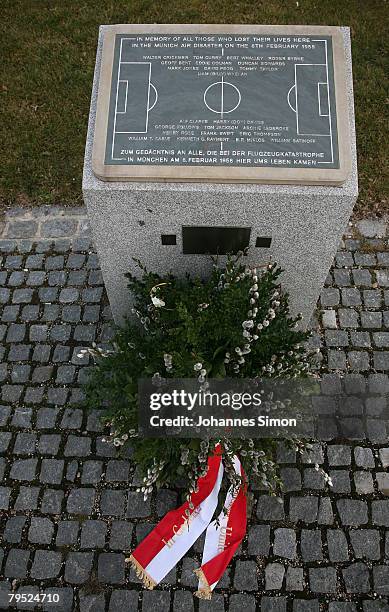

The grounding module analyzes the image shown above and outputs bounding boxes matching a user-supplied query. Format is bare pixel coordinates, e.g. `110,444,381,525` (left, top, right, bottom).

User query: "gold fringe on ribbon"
194,567,212,600
126,554,156,590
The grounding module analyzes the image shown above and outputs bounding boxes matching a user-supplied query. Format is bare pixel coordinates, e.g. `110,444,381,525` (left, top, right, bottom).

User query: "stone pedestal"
83,26,358,328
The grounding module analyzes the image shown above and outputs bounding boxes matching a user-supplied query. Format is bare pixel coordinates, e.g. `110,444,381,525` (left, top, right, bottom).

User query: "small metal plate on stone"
93,24,351,185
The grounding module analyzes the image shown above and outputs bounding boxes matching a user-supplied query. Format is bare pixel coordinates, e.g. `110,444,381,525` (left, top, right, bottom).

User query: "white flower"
151,296,165,307
193,362,203,371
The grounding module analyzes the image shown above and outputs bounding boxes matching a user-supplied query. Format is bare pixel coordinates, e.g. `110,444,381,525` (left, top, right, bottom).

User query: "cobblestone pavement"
0,208,388,611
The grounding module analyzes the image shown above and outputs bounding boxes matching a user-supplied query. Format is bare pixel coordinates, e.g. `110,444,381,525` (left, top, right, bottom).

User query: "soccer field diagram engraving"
92,25,351,184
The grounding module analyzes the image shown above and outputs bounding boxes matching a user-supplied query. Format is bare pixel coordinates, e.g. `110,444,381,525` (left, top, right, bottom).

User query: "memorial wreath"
84,256,324,597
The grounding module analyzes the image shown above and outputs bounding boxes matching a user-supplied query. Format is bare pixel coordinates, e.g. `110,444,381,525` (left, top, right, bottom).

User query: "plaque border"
92,24,351,186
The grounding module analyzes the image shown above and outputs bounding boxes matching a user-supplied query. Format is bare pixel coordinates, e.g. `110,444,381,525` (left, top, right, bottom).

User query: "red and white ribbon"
128,445,247,599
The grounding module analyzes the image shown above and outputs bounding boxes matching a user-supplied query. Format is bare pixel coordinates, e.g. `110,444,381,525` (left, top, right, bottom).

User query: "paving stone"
41,489,64,514
328,604,358,612
105,460,130,483
0,405,10,427
126,491,151,518
0,432,12,453
354,446,375,468
13,433,36,455
48,270,67,286
362,602,389,612
328,348,347,369
327,445,352,466
28,517,54,544
342,288,362,306
40,458,64,484
6,323,26,342
379,447,389,467
8,343,31,361
248,524,270,555
50,325,72,343
351,331,371,347
330,470,351,493
348,351,370,371
36,406,59,429
66,460,78,482
265,563,285,590
32,344,51,362
61,407,83,428
38,434,61,455
86,410,104,432
309,567,337,593
142,591,171,612
179,557,198,587
350,529,381,560
375,474,389,500
101,489,126,517
373,566,389,595
27,271,46,286
273,528,296,559
334,269,351,286
2,305,19,322
289,496,318,523
56,521,79,546
285,566,304,591
11,363,31,383
280,467,301,491
327,529,349,562
67,488,95,515
64,552,93,584
338,308,359,329
301,529,323,562
373,331,389,347
155,488,178,517
321,288,340,307
293,601,319,612
79,593,106,612
372,500,389,526
13,288,34,304
52,345,70,362
4,516,27,543
2,384,23,402
98,552,125,584
0,488,10,511
337,499,368,525
354,471,374,494
64,435,91,456
82,460,103,484
363,289,383,308
63,304,82,322
42,304,60,320
256,495,284,520
229,594,256,612
261,597,287,612
276,441,296,463
109,521,133,550
342,562,371,593
303,468,325,490
14,486,40,510
81,520,107,549
10,458,38,481
109,590,139,612
29,324,48,341
374,351,389,370
377,270,389,287
4,549,30,578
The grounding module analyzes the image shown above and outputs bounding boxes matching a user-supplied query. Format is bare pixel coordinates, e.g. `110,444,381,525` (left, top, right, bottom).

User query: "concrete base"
83,26,358,329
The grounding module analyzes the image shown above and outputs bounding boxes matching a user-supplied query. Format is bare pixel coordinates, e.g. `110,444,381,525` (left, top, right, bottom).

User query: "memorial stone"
83,25,358,326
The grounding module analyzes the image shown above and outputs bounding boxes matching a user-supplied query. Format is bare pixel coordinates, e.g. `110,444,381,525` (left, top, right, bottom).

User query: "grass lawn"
1,0,388,216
